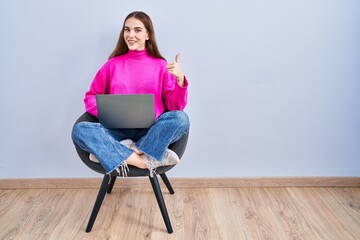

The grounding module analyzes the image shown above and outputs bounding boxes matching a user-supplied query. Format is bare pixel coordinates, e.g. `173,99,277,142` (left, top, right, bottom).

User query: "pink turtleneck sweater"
84,49,188,119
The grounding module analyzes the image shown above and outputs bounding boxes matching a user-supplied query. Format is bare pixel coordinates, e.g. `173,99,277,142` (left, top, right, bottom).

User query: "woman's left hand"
166,53,185,87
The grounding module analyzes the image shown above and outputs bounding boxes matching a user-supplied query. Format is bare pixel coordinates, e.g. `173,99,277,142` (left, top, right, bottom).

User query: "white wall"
0,0,359,178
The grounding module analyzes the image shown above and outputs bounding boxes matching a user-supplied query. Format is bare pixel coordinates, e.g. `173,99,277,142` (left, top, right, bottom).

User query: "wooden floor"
0,180,359,240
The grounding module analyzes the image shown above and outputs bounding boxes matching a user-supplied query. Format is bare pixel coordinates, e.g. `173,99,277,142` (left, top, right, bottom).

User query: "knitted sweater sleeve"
84,69,109,118
162,70,188,111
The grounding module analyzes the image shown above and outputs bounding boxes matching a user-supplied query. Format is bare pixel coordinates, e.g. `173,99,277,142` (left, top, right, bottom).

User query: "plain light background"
0,0,359,178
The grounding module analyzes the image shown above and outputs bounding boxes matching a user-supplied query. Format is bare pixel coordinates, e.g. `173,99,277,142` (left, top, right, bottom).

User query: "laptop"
96,94,155,129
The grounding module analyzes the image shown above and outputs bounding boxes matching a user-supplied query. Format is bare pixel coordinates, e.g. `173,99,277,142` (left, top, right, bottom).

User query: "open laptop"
96,94,155,129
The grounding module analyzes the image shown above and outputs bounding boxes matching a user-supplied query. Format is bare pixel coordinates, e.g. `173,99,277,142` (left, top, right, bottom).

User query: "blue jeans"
71,111,189,174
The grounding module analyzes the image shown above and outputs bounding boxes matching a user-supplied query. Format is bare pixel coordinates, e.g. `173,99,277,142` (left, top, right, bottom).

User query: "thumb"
175,53,180,63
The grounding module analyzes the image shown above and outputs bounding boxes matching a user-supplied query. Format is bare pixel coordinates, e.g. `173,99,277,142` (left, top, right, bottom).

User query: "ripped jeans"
71,111,189,174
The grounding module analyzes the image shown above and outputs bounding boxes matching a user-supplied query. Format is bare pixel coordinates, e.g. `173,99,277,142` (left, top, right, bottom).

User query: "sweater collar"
127,49,148,60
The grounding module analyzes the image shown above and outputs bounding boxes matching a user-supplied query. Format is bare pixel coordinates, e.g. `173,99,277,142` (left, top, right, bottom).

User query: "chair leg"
160,173,175,194
107,176,117,194
149,176,173,234
86,174,110,232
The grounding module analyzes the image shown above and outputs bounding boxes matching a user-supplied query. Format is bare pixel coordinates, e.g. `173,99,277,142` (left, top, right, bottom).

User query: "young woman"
71,11,189,177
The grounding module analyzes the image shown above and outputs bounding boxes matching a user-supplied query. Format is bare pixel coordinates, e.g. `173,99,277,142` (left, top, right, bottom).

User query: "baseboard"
0,177,359,189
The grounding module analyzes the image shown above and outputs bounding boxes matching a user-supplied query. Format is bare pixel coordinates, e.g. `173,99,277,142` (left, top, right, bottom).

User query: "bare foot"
125,152,147,169
130,145,143,155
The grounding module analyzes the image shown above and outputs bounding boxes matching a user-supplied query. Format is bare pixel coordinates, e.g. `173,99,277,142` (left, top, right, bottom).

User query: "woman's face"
124,17,149,51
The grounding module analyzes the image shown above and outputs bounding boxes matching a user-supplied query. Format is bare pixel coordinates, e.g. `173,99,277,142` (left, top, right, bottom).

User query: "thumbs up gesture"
166,53,185,86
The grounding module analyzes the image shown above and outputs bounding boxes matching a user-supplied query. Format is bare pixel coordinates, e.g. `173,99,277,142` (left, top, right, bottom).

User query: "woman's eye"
135,29,141,33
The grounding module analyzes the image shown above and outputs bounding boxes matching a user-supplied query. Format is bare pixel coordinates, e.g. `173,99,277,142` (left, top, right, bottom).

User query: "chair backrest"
73,112,189,175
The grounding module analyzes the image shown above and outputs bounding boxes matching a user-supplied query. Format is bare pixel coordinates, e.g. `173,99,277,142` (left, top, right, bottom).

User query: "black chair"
73,112,189,234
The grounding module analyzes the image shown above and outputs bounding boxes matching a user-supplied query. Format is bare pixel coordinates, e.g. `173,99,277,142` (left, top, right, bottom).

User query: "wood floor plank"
183,188,226,240
239,188,288,240
207,188,251,239
326,188,360,225
312,188,360,239
287,188,358,240
46,189,94,240
263,187,322,239
1,189,49,239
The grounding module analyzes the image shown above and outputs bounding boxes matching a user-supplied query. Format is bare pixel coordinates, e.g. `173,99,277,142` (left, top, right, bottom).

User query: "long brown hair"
109,11,165,60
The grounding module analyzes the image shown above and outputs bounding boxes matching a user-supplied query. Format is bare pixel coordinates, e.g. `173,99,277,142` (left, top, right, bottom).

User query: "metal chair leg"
86,174,110,232
149,176,173,234
160,173,175,194
107,176,117,194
